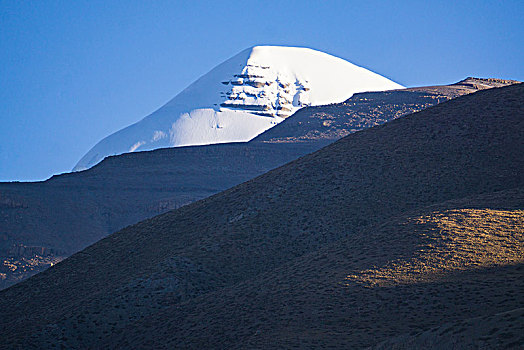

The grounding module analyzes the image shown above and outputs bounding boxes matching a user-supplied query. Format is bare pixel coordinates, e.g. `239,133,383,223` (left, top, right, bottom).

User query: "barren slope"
0,83,522,348
111,189,523,349
253,77,519,143
0,78,514,289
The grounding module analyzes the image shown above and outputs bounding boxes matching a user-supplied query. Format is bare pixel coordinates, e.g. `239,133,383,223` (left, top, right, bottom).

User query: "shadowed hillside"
0,83,522,348
372,307,524,349
0,142,318,288
0,78,515,289
111,189,523,349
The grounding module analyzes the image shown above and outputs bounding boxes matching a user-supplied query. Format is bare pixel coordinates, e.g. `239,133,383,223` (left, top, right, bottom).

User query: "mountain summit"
74,46,403,170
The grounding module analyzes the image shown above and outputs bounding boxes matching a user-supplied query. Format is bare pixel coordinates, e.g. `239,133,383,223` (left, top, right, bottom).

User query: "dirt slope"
0,83,521,348
2,78,514,289
110,189,523,349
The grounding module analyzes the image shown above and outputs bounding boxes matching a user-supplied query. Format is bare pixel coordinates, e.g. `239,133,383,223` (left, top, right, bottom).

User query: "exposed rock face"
219,64,313,118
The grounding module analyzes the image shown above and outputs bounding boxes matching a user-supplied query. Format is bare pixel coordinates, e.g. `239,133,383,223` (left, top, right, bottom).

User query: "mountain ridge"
0,82,522,348
0,78,517,290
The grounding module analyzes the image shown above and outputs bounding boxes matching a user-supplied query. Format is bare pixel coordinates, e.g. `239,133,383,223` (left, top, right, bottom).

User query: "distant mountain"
0,78,516,290
74,46,403,171
0,83,521,348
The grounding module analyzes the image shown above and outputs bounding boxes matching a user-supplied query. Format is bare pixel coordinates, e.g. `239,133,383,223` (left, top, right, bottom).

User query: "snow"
74,46,403,171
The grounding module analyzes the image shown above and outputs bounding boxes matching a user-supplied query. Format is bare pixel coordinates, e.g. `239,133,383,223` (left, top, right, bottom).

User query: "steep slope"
0,78,513,289
253,77,519,143
74,45,403,171
0,83,522,348
0,142,317,288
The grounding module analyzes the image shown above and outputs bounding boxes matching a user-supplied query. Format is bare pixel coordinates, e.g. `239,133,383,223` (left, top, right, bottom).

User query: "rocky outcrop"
219,64,313,118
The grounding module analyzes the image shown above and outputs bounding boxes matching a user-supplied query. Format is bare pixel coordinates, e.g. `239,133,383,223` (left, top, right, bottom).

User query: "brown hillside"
253,77,519,143
1,78,513,289
110,189,523,349
0,141,320,289
0,83,522,349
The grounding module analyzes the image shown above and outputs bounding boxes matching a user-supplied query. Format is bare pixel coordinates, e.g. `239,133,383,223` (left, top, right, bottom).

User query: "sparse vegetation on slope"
0,78,516,289
112,189,522,349
254,77,519,143
372,307,524,349
0,83,522,349
346,207,524,287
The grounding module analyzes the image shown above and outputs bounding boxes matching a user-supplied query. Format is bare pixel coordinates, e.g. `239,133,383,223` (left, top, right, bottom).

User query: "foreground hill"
0,83,522,348
113,189,523,349
0,78,514,290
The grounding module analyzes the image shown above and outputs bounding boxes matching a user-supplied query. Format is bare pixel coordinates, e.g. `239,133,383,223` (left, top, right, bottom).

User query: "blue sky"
1,0,523,181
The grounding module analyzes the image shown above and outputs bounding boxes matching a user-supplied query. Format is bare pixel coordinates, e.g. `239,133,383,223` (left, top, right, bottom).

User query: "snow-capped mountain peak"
74,46,403,171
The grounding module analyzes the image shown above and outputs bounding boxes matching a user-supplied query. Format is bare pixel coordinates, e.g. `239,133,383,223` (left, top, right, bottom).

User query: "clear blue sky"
1,1,523,181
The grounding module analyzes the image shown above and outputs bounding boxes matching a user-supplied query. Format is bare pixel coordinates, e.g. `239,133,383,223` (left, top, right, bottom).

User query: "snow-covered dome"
74,46,403,171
